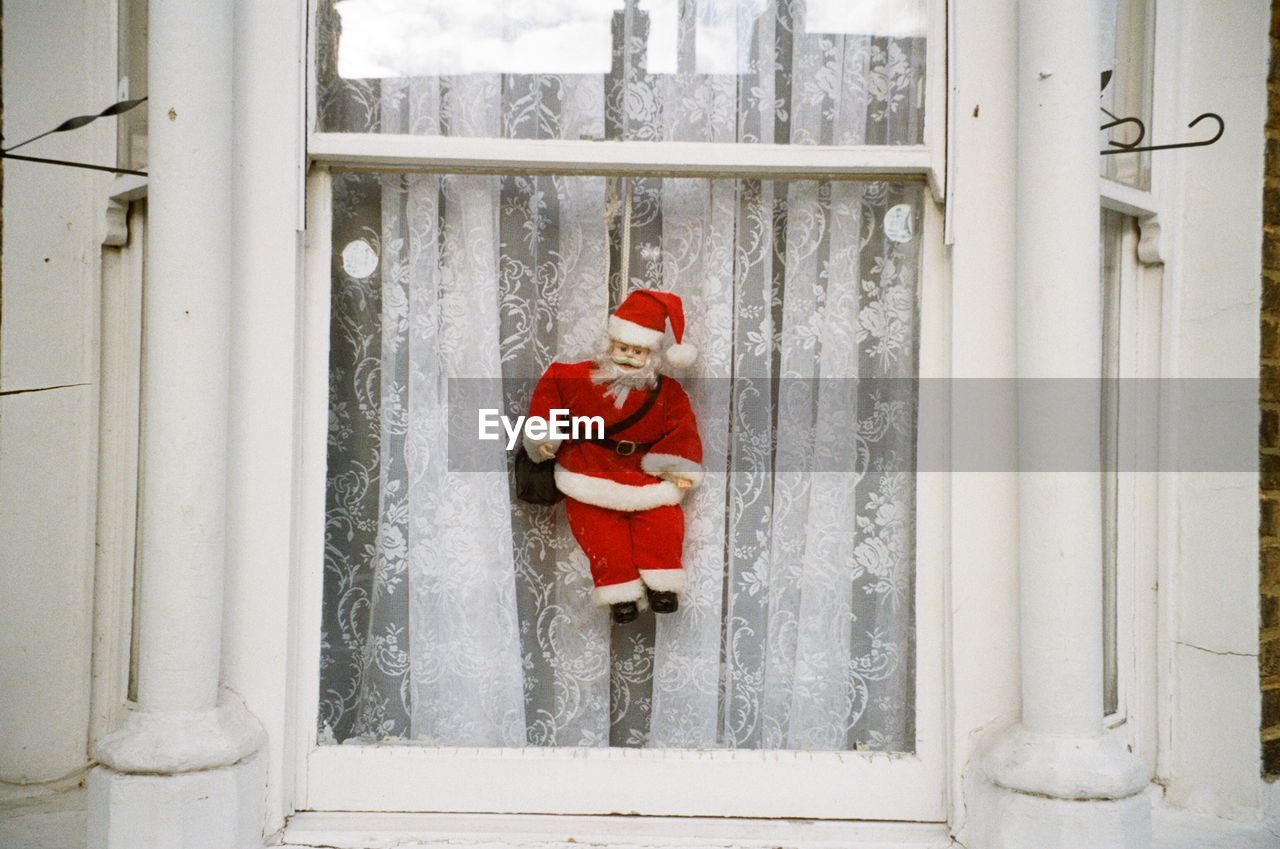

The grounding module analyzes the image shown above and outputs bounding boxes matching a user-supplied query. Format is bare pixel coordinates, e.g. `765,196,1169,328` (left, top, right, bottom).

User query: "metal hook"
1101,112,1224,155
1100,107,1146,151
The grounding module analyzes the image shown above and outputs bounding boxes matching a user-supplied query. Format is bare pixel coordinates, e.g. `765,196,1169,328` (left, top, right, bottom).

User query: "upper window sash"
307,0,947,193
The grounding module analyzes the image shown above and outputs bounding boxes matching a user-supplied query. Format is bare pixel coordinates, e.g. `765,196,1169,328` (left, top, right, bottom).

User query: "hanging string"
603,175,635,305
620,176,633,296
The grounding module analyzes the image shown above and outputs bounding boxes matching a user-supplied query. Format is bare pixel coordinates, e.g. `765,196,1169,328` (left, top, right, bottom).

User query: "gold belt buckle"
615,440,637,456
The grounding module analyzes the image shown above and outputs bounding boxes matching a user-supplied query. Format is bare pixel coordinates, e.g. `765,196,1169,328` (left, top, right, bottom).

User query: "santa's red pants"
564,497,686,606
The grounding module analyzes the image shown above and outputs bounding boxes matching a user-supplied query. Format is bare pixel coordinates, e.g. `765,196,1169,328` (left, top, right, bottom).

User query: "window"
1098,0,1160,769
300,0,945,820
1100,0,1154,188
116,0,147,171
322,170,921,750
1098,207,1161,761
317,0,928,146
91,0,150,750
1101,210,1125,717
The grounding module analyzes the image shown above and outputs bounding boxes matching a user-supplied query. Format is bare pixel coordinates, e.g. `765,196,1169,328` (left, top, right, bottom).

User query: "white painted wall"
0,388,96,783
1158,0,1272,821
0,0,115,785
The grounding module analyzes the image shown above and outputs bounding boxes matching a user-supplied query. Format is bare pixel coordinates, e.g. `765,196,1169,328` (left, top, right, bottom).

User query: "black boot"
648,589,679,614
611,601,640,624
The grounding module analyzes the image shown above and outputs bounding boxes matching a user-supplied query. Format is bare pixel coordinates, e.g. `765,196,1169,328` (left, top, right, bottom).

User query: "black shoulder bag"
513,376,663,506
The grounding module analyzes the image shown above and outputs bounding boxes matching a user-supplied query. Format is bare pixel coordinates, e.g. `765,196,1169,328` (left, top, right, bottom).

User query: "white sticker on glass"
341,239,379,279
884,204,914,244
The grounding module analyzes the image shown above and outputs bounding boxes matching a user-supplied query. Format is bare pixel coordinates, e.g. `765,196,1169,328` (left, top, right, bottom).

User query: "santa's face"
593,338,660,406
609,340,651,371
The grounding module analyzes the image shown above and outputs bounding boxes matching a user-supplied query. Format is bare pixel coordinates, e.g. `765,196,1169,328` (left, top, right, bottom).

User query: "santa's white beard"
591,350,661,408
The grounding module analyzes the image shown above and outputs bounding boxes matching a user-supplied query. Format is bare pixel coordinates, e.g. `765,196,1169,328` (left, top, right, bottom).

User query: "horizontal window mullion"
308,133,934,181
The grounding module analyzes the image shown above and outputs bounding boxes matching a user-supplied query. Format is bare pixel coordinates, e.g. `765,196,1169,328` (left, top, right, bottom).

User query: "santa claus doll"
524,289,703,624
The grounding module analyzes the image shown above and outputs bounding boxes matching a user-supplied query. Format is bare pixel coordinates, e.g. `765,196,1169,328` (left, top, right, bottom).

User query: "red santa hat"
608,289,698,368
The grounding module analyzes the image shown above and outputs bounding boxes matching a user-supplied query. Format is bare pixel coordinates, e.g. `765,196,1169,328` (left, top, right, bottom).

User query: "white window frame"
293,0,950,824
91,0,150,750
308,132,937,182
92,179,148,747
1098,186,1163,772
1096,0,1164,777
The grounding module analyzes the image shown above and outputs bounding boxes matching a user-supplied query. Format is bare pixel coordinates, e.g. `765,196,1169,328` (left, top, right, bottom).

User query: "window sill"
280,812,953,849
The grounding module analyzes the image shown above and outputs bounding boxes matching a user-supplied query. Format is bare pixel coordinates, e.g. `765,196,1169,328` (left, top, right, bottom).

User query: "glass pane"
316,0,927,145
1099,0,1153,188
1100,209,1126,717
319,171,923,751
117,0,148,171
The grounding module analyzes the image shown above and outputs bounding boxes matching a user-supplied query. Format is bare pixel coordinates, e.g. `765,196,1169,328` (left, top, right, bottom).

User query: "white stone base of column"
984,724,1149,799
967,779,1152,849
94,697,264,774
966,724,1153,849
87,752,266,849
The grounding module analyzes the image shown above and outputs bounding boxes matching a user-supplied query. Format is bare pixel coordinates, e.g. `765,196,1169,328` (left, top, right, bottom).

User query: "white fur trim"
664,342,697,368
522,430,566,463
609,316,664,349
554,465,685,511
640,569,686,593
640,453,704,487
592,578,646,608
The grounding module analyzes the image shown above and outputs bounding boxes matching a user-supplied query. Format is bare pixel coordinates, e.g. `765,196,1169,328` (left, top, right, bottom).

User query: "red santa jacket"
522,360,703,512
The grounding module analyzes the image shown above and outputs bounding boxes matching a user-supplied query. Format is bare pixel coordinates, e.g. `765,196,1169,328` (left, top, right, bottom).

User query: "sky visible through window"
334,0,926,78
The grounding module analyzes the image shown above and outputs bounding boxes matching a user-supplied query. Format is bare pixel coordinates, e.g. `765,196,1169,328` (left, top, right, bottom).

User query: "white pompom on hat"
608,289,698,367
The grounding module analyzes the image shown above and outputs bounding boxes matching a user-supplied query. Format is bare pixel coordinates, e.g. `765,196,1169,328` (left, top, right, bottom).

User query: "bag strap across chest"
581,375,663,456
601,375,662,436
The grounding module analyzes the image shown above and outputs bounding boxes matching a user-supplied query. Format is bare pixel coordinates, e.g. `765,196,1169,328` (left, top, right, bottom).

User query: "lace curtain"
319,0,924,752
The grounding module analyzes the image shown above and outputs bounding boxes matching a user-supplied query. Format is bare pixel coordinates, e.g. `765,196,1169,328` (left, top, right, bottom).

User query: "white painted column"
974,1,1150,847
88,0,264,844
1010,0,1110,743
127,0,232,720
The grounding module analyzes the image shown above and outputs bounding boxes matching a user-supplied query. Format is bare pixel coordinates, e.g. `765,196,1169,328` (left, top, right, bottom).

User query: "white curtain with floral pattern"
319,0,923,751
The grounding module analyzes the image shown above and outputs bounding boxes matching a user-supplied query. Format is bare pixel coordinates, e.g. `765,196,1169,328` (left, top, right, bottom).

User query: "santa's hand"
538,442,557,460
661,473,693,490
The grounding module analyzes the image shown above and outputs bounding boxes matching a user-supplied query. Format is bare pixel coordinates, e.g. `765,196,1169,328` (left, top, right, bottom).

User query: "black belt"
583,436,658,456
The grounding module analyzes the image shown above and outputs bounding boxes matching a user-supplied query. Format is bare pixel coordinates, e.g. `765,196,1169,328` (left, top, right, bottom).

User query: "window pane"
1100,208,1126,717
316,0,927,145
1099,0,1153,188
117,0,148,171
319,171,922,751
